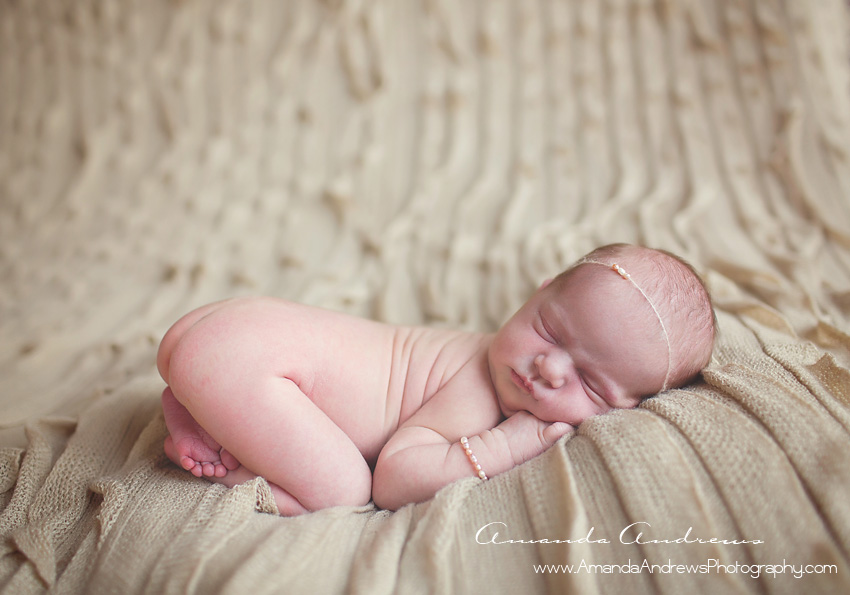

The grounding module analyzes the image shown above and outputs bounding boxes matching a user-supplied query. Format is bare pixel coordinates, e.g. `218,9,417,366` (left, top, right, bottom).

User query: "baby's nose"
534,354,565,389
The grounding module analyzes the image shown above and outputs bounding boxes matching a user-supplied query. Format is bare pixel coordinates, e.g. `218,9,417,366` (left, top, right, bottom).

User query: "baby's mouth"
511,369,534,394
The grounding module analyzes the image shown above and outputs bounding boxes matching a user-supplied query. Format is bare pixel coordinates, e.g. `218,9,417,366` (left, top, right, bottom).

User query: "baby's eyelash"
538,315,558,343
579,374,608,408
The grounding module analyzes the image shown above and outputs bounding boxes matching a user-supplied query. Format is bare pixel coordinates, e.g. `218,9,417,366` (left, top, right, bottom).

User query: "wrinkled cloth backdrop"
1,1,849,593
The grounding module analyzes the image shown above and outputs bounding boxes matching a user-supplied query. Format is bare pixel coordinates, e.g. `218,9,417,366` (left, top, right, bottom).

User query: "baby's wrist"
458,430,514,479
459,437,488,480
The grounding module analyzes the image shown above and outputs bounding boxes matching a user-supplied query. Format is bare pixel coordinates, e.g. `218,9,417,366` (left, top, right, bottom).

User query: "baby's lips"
511,369,535,395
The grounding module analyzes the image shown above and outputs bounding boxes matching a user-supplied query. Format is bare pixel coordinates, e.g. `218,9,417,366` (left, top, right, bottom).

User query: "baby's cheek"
570,399,603,425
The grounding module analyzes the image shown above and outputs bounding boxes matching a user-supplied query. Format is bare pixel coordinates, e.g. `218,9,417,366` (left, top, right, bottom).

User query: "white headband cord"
578,259,673,392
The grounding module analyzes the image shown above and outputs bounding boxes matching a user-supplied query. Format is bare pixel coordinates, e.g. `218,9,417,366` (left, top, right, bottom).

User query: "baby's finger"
543,422,574,445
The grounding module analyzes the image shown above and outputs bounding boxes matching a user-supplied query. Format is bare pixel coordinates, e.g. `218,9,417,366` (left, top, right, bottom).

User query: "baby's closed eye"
579,375,612,410
537,314,559,344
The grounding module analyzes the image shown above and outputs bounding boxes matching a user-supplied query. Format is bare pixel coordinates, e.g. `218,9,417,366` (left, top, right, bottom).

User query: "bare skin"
161,386,239,477
158,250,687,514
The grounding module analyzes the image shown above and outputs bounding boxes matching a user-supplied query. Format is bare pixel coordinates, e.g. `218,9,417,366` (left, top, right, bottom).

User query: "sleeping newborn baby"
157,243,715,514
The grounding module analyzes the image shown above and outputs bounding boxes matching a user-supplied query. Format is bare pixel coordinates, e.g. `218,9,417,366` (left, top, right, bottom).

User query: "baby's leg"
164,434,308,515
162,298,373,513
161,387,239,477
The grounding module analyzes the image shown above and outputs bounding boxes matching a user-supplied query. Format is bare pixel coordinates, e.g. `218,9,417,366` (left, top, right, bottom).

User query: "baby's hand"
494,411,574,466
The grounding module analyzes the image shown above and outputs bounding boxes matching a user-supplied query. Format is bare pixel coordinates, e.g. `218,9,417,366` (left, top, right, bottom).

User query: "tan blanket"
2,0,850,592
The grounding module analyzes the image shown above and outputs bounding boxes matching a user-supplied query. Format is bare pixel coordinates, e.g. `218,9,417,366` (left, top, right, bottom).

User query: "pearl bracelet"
460,436,488,480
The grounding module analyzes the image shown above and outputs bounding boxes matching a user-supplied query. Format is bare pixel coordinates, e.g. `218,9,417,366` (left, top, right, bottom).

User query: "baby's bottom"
156,298,373,515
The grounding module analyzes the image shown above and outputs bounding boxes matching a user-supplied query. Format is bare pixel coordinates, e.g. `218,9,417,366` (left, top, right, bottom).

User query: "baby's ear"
538,278,553,291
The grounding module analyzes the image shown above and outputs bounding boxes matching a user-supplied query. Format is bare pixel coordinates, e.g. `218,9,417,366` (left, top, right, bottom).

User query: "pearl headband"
578,259,673,392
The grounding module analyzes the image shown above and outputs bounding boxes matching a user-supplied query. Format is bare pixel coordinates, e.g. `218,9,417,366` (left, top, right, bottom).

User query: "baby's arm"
371,360,572,511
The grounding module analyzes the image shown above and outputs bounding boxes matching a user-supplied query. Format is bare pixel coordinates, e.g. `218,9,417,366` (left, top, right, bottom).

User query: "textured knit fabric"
1,1,849,593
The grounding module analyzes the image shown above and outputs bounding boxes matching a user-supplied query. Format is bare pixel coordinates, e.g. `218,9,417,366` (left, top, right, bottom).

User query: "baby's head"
488,243,715,425
566,243,716,388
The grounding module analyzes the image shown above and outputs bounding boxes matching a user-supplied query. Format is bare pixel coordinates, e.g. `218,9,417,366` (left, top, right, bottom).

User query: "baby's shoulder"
397,328,501,432
397,326,491,362
393,326,492,391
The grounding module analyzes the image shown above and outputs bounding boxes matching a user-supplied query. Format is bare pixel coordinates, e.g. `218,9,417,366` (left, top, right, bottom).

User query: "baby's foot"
165,439,308,515
161,387,240,477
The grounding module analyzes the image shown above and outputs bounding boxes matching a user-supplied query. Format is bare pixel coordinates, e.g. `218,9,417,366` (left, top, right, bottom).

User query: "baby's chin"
494,395,519,418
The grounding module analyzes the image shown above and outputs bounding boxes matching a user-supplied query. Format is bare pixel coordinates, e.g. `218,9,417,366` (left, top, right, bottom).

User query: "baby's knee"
339,473,373,509
303,468,373,512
